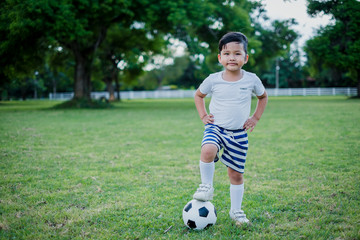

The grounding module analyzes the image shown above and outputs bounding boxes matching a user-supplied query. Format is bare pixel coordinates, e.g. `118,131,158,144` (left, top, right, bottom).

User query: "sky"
261,0,333,47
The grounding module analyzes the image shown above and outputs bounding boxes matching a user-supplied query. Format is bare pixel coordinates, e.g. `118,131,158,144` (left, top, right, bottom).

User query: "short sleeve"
199,75,213,95
253,75,265,96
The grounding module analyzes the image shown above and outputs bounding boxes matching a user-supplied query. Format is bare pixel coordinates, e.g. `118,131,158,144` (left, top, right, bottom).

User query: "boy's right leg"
193,144,218,201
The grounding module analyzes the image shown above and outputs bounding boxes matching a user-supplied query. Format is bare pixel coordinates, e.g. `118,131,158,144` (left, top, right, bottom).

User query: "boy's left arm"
243,91,268,132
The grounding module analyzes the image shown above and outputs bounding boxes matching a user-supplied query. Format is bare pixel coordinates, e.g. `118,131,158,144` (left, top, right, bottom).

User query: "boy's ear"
218,54,221,63
244,54,249,64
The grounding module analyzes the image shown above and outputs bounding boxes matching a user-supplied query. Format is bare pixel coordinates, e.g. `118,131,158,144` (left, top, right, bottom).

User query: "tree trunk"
115,75,121,101
105,77,115,101
52,77,57,97
153,71,164,89
73,52,92,100
71,27,107,101
110,63,120,101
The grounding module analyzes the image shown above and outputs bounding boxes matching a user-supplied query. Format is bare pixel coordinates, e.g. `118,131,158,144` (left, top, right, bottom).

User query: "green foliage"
94,23,166,97
134,1,299,90
251,19,298,75
1,0,260,100
41,46,75,92
0,0,300,99
0,0,49,92
305,0,360,91
0,97,359,239
264,48,305,88
137,56,191,90
177,0,261,80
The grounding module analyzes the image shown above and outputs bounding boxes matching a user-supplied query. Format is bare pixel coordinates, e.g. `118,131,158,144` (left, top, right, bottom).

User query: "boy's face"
218,42,249,72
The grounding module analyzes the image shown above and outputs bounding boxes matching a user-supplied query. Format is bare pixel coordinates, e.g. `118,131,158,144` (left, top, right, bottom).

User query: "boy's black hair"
218,32,248,55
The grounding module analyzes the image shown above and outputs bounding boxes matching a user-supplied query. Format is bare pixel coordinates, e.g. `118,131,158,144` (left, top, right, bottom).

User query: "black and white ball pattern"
182,199,217,230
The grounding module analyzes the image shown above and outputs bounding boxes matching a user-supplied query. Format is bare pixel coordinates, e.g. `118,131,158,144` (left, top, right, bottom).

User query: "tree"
165,0,264,87
264,47,305,88
174,1,298,88
42,45,75,96
95,24,164,100
0,0,48,99
137,55,190,90
251,19,298,76
1,0,138,101
1,0,263,102
134,0,298,90
305,0,360,96
1,0,300,100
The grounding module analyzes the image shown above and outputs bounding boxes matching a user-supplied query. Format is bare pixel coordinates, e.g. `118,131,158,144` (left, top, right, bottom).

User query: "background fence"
49,87,357,100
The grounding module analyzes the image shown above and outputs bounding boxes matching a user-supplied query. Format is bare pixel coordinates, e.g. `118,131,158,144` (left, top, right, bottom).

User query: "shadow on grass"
53,97,114,109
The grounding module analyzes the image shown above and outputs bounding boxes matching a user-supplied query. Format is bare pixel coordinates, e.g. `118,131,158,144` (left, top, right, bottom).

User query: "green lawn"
0,96,359,239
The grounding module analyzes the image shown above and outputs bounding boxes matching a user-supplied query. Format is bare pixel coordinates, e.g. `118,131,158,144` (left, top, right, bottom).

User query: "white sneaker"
193,184,214,201
229,209,250,225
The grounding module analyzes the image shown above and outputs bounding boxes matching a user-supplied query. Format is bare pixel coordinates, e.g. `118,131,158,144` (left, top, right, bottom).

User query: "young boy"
193,32,268,224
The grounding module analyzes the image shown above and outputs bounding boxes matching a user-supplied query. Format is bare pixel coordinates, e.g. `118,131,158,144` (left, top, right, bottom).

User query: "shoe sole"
193,192,214,201
193,196,213,201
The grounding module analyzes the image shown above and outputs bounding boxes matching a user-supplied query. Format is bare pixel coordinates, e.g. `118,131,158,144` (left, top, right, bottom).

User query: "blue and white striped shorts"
201,124,248,173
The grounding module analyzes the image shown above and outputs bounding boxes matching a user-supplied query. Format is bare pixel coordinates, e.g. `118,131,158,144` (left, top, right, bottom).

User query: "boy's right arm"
194,89,214,124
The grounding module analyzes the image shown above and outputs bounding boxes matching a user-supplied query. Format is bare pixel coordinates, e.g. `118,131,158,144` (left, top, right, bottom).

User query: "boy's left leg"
228,167,249,224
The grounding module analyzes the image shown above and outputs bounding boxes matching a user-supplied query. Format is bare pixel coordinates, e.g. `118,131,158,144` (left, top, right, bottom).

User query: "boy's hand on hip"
202,114,214,124
243,116,258,132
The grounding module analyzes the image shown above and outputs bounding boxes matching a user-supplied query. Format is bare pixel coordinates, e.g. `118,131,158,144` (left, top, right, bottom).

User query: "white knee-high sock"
199,160,215,186
230,183,244,210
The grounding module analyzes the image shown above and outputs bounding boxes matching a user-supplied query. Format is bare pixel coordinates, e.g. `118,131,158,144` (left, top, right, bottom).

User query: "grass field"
0,96,359,239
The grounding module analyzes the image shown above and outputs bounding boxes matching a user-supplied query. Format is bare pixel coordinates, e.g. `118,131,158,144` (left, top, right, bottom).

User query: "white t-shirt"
199,70,265,130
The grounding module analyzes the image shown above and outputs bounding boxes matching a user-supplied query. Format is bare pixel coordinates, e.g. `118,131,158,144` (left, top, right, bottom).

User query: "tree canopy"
1,0,325,101
305,0,360,96
1,0,261,101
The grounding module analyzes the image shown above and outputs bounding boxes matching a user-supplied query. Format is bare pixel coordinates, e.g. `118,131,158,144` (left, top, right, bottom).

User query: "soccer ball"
182,199,217,230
